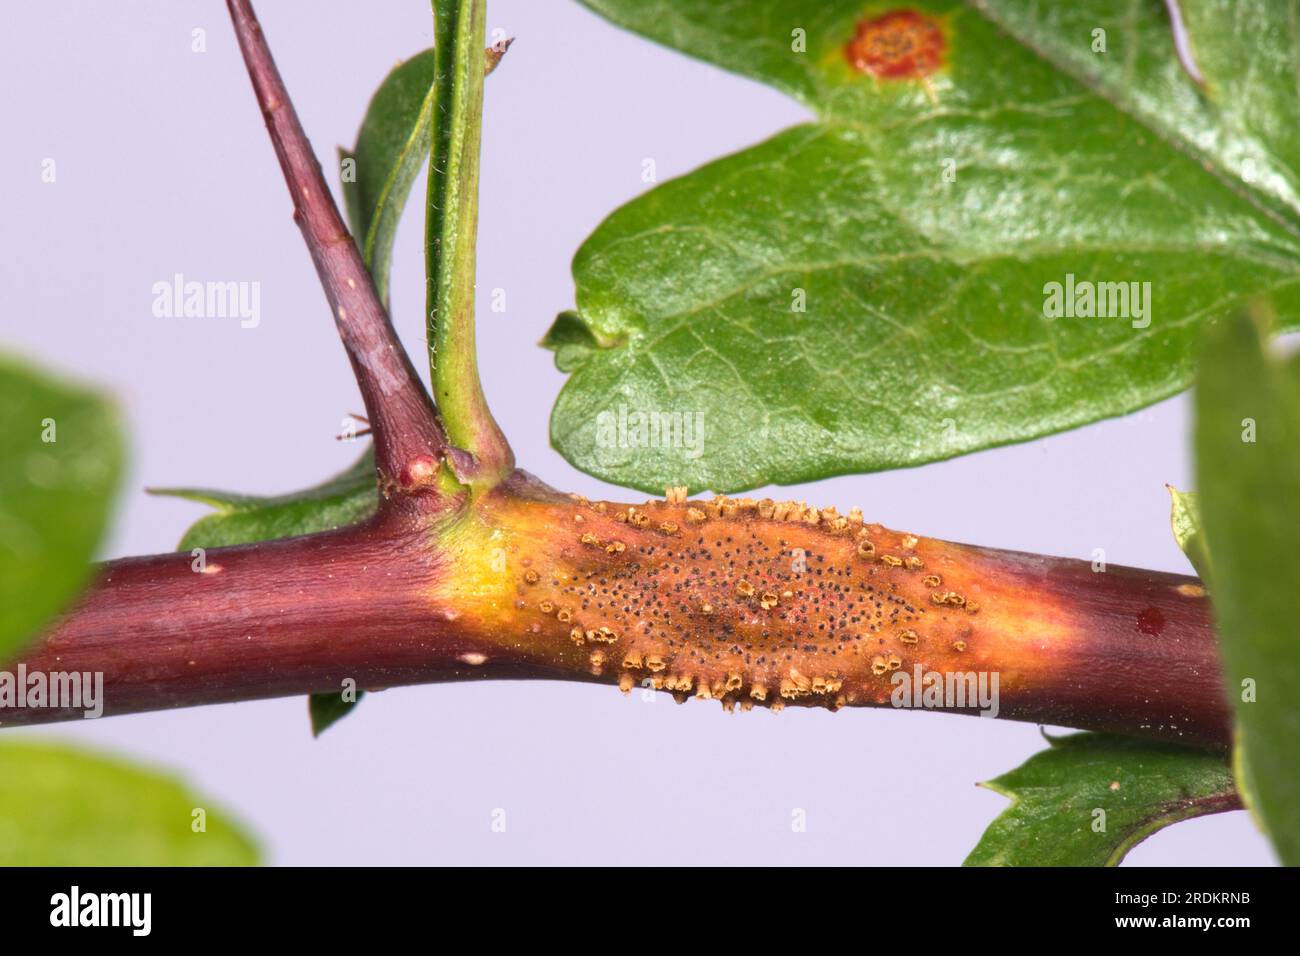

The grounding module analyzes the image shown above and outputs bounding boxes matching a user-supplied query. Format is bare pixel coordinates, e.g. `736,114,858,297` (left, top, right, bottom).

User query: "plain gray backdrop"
1,0,1273,865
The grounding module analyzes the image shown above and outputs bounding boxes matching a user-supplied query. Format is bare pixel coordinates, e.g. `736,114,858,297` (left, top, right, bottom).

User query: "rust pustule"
845,9,946,80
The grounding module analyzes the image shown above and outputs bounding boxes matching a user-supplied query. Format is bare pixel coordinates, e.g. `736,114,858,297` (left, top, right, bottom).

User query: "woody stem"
4,491,1230,750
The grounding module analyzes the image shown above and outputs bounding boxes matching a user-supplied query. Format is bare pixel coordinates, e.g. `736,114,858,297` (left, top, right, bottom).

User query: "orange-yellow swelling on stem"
14,482,1220,739
432,489,1180,720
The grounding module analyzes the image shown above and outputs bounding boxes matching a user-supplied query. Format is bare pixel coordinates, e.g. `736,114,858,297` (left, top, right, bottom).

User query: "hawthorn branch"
5,489,1231,751
227,0,452,500
1,2,1235,761
2,515,556,723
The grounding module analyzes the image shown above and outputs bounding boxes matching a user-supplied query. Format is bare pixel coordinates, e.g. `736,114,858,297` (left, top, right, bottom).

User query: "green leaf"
1166,485,1211,580
152,449,377,552
968,0,1300,224
1194,307,1300,865
0,740,259,865
340,37,511,305
549,0,1300,493
965,732,1238,867
341,48,437,306
0,356,123,662
309,689,365,737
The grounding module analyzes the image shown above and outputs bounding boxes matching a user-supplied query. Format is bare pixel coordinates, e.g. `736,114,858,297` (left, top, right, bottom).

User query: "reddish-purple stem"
226,0,450,499
4,518,560,724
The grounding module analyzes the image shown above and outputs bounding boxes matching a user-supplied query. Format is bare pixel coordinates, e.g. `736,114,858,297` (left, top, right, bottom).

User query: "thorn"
337,412,372,441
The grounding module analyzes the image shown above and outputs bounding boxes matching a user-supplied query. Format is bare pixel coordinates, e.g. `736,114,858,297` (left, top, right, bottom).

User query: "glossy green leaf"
340,37,512,306
549,0,1300,493
0,357,123,662
152,449,377,552
0,740,259,865
1194,308,1300,865
969,0,1300,224
341,48,437,307
965,732,1238,867
1167,485,1211,580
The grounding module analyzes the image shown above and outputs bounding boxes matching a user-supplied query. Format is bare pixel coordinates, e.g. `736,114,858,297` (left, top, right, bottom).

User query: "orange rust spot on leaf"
845,9,945,80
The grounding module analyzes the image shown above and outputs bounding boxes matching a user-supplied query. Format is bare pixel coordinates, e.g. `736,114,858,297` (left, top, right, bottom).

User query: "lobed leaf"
965,732,1237,866
548,0,1300,492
